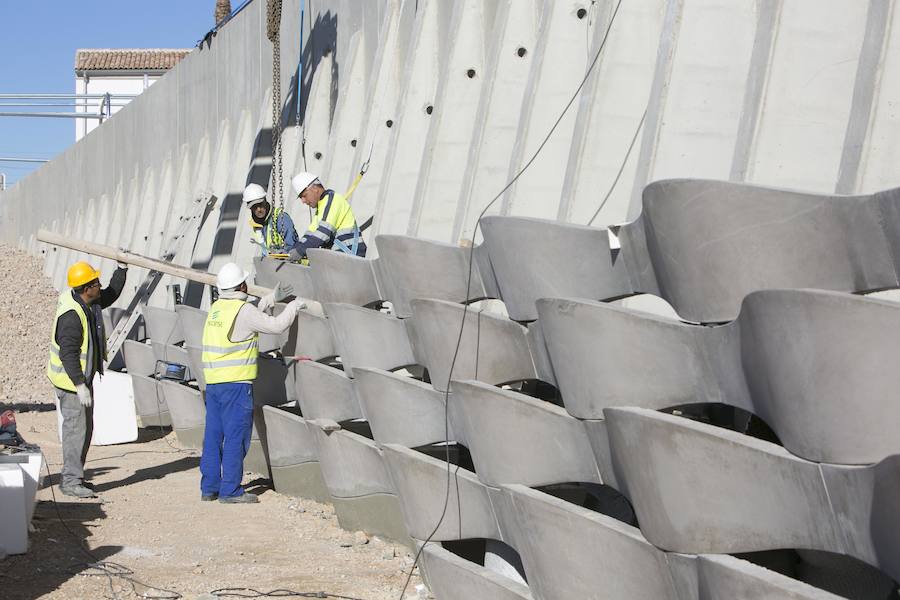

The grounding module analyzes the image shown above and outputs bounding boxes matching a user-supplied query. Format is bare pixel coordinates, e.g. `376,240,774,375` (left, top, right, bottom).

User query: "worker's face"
82,279,101,303
298,184,321,208
251,201,270,220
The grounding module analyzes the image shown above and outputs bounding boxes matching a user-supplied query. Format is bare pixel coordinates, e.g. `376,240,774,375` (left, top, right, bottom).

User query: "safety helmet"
291,172,320,196
215,262,250,291
67,261,101,289
242,183,268,207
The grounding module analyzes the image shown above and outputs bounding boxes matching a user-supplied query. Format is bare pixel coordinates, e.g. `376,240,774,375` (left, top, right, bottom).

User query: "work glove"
289,298,308,313
250,237,266,249
272,281,294,302
117,247,129,269
75,383,92,408
287,248,303,262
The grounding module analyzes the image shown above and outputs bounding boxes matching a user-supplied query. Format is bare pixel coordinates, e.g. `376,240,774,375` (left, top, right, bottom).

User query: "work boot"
60,484,97,499
218,492,258,504
201,493,218,502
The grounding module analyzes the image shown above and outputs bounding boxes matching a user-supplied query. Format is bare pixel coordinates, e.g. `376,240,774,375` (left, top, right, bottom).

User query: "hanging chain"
267,0,284,209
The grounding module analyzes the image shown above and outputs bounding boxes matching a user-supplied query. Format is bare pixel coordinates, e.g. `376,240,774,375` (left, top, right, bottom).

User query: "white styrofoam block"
0,464,28,554
56,371,138,446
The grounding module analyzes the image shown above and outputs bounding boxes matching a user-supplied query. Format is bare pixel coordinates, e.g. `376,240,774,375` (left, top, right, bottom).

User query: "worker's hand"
287,248,302,262
75,383,92,408
272,281,294,302
117,248,129,269
250,237,266,249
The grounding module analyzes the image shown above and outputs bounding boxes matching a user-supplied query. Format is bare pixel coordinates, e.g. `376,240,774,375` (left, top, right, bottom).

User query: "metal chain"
267,0,284,209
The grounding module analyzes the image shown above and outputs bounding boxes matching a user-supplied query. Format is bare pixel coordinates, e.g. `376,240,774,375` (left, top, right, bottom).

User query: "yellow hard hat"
67,261,101,288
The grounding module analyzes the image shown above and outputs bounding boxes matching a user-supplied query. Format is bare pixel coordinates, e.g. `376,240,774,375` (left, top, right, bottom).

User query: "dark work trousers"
200,382,253,498
56,387,94,488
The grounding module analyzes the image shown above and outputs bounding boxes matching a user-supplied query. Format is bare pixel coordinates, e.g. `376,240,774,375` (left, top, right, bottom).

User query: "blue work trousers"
200,382,253,498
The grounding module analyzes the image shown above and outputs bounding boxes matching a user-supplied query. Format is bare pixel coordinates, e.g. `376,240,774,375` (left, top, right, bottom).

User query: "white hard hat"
215,262,250,290
291,172,320,196
242,183,268,206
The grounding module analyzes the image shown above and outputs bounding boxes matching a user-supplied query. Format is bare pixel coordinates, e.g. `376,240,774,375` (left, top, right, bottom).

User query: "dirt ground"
0,244,424,600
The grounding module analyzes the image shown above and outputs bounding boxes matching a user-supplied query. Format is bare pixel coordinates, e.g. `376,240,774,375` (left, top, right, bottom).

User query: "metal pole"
0,93,139,99
0,157,49,163
0,173,5,191
0,111,105,119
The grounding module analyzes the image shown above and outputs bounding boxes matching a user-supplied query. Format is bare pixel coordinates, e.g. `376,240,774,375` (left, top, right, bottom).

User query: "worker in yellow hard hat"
287,172,368,261
46,259,127,498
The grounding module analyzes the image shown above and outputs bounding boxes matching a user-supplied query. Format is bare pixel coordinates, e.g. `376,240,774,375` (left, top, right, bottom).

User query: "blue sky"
0,1,218,185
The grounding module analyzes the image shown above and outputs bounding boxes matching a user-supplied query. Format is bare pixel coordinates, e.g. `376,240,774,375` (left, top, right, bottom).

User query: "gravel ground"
0,244,58,406
0,245,424,600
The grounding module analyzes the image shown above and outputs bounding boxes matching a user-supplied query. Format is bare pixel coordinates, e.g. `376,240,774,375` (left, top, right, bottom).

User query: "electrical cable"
396,1,624,598
585,107,646,227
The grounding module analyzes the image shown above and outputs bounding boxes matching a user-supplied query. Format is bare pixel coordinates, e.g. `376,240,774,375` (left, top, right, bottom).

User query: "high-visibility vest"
201,299,258,384
308,191,365,256
46,291,92,392
264,207,287,251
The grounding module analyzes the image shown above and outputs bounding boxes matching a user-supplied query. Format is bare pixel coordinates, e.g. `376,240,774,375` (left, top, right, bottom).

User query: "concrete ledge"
130,373,171,427
481,216,631,322
308,248,382,306
159,380,205,450
353,367,450,447
497,484,678,600
537,297,746,418
375,235,495,318
143,306,183,346
295,361,360,422
697,555,844,600
449,380,600,487
122,340,157,377
324,303,416,376
604,407,844,556
174,304,207,348
330,494,411,548
420,543,533,600
380,443,499,541
618,180,900,323
253,257,317,300
409,298,536,392
310,425,407,543
261,406,329,503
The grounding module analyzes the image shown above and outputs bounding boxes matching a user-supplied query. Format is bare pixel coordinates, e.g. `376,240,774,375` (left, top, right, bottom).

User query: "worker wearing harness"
288,172,368,261
243,183,302,257
47,260,127,498
199,262,304,503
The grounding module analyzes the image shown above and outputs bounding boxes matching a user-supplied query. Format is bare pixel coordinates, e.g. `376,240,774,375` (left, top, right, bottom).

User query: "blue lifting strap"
332,224,361,256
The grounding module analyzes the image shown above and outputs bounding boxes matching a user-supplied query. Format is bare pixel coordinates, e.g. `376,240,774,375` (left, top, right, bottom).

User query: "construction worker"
47,260,127,498
199,262,304,503
288,172,368,261
243,183,302,257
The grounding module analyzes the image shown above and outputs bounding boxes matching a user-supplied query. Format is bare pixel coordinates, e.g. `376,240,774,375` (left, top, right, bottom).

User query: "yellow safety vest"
46,291,91,392
201,299,259,384
308,191,363,255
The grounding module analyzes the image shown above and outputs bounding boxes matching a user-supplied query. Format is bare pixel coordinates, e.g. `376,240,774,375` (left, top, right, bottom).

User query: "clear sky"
0,1,219,186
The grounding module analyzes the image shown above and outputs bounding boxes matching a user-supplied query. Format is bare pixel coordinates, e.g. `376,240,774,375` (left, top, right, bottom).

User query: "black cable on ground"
396,1,624,598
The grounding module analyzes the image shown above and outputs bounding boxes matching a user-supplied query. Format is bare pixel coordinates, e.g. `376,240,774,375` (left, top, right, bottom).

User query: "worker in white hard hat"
199,262,304,504
242,183,302,258
288,172,368,261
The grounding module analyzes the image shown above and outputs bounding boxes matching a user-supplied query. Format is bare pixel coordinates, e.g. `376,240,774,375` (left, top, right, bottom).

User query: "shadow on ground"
0,500,122,600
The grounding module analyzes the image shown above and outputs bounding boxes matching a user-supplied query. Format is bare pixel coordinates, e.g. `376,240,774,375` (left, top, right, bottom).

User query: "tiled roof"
75,49,191,72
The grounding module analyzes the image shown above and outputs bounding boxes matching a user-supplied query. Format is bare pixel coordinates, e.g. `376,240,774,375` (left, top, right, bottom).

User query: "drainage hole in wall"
350,139,357,147
314,152,322,160
425,105,433,115
577,8,587,19
386,119,394,128
466,68,476,79
517,47,527,58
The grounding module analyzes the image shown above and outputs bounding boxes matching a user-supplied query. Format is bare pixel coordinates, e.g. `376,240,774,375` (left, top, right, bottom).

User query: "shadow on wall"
291,11,339,129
